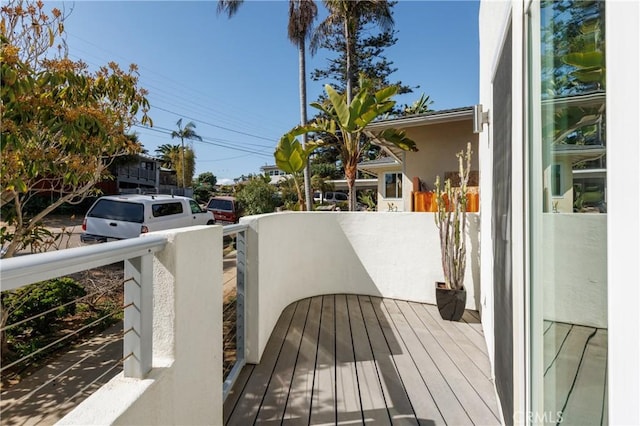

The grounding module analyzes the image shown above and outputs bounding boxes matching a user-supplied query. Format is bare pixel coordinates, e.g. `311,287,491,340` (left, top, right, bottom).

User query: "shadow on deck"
224,294,501,425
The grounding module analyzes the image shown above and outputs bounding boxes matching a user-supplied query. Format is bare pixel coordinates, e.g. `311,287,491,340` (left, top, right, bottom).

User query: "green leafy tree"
279,76,417,210
218,0,318,211
1,1,151,258
311,1,412,99
171,119,201,188
193,172,217,203
312,0,395,105
235,177,277,215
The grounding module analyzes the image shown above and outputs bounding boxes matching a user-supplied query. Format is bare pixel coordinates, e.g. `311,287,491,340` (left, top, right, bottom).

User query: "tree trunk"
298,41,312,211
344,18,354,105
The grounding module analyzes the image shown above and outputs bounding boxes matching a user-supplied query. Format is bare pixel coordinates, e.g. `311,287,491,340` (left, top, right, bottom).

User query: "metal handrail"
222,223,248,237
0,235,167,291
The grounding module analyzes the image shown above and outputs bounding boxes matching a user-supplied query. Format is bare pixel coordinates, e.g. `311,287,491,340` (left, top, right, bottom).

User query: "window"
529,1,607,422
551,164,561,196
384,173,402,198
88,200,144,223
189,200,203,214
152,202,184,217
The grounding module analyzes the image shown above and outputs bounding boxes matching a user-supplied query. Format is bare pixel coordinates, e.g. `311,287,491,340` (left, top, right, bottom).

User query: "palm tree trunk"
344,18,354,105
298,40,312,211
180,137,185,190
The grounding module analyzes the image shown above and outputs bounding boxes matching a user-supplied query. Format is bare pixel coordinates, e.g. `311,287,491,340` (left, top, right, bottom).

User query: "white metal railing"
0,235,167,379
222,223,247,400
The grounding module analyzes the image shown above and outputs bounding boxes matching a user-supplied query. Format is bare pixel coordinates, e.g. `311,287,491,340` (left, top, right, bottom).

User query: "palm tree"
218,0,317,211
155,143,181,169
312,0,394,105
288,0,318,211
171,119,202,189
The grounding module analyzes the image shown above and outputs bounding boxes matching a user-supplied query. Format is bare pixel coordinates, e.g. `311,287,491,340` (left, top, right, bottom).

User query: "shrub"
2,278,86,335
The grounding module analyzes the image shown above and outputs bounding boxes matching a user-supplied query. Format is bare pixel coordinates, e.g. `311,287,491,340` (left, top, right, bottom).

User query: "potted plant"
433,142,472,321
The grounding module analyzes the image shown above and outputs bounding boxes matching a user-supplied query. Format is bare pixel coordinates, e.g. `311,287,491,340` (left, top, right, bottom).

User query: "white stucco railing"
0,225,225,425
2,214,483,424
239,211,481,364
1,234,167,379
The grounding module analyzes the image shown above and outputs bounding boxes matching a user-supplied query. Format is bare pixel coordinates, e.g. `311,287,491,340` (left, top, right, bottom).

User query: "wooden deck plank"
378,298,447,425
560,328,607,425
226,296,500,426
422,303,496,397
255,298,311,423
414,302,502,423
454,310,489,352
543,322,572,373
422,303,493,380
282,296,323,424
334,294,361,424
346,295,391,425
544,325,596,420
361,296,419,425
225,301,297,425
309,295,336,425
395,301,476,425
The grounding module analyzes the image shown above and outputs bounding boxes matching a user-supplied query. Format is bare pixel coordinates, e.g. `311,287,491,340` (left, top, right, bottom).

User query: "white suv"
322,191,348,203
81,194,214,243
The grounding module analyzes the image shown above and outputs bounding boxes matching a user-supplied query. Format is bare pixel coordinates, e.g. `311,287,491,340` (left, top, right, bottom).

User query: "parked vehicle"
206,196,241,224
81,194,214,243
322,191,348,203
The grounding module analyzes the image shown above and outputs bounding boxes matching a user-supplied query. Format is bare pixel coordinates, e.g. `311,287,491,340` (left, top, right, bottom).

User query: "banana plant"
274,132,321,210
277,75,417,211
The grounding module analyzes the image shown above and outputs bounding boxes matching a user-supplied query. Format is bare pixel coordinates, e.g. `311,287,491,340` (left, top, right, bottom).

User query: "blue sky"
57,0,479,184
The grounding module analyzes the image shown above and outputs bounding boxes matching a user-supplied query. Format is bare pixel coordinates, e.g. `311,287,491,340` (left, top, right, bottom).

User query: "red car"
206,196,241,224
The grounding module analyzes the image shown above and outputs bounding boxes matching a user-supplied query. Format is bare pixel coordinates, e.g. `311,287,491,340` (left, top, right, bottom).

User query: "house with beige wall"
363,107,479,212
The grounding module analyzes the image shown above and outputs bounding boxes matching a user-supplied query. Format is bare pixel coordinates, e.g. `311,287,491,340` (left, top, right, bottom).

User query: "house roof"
357,157,401,176
552,144,606,165
365,106,475,161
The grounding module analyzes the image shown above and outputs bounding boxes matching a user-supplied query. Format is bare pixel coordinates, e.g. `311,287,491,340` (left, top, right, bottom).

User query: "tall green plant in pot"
434,142,472,321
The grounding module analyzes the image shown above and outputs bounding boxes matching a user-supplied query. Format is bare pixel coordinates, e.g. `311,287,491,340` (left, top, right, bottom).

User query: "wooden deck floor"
543,321,608,425
224,294,501,425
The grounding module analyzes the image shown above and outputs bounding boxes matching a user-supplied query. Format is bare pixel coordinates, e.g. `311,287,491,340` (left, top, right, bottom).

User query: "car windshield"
88,199,144,223
208,199,234,211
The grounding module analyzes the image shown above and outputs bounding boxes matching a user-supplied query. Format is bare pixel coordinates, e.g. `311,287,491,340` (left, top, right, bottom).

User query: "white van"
322,191,348,203
80,194,214,243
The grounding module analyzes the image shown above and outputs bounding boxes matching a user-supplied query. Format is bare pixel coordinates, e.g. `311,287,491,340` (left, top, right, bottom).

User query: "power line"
150,105,276,144
133,125,273,158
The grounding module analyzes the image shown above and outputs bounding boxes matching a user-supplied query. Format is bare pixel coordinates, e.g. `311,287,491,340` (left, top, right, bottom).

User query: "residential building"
259,164,289,185
362,107,479,212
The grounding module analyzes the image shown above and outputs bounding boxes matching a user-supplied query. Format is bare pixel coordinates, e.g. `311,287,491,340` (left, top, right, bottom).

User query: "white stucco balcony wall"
58,225,223,426
241,211,481,364
542,213,607,328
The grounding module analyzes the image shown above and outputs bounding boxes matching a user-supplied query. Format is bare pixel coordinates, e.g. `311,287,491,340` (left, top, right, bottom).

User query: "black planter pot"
435,282,466,321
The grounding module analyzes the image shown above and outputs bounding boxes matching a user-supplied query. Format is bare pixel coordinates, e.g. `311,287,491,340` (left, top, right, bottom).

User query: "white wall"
59,226,223,425
542,214,607,328
606,1,640,424
241,212,480,364
403,122,479,212
478,0,511,382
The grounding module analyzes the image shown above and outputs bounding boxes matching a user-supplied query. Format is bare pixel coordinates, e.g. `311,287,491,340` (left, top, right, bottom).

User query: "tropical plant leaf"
377,129,418,152
326,84,351,129
274,133,305,173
